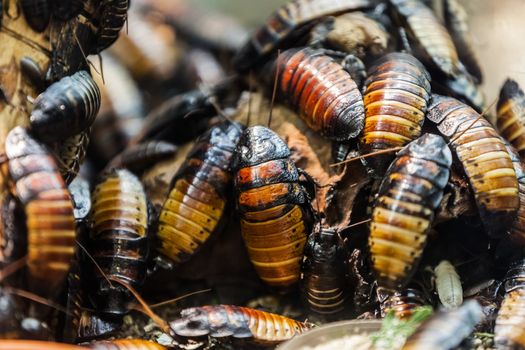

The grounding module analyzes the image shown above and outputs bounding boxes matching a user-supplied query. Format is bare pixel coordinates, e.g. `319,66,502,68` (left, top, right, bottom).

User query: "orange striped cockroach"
428,94,520,237
232,125,313,291
359,52,431,177
0,339,166,350
434,260,463,309
380,287,429,319
497,79,525,160
157,121,243,265
2,126,76,297
87,339,167,350
504,144,525,246
233,0,372,72
275,47,365,141
369,133,451,290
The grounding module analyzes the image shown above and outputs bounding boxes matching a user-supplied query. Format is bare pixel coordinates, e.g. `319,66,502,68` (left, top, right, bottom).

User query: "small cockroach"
51,0,84,21
109,141,178,174
276,47,365,141
232,126,312,291
359,52,431,176
20,0,51,32
30,71,101,143
157,121,243,265
369,133,452,290
87,169,149,315
434,260,463,309
93,0,129,54
497,79,525,159
428,94,520,236
381,288,428,319
170,305,312,345
505,144,525,246
55,131,90,184
88,339,167,350
402,300,484,350
301,225,347,315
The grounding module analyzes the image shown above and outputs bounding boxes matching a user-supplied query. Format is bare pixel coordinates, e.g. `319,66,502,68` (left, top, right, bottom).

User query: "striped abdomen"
497,79,525,158
428,95,519,236
88,169,149,314
505,144,525,246
381,288,428,319
170,305,312,344
55,131,90,184
434,260,462,309
157,122,242,264
277,47,365,141
233,126,311,290
95,0,129,53
88,339,167,350
369,133,451,289
359,52,431,176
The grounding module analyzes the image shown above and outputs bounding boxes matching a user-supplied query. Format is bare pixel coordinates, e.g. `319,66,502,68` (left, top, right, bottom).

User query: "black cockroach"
20,0,51,32
50,0,84,21
497,79,525,160
369,133,451,290
55,131,90,184
380,288,428,319
108,141,178,174
93,0,129,54
30,71,100,143
20,57,47,94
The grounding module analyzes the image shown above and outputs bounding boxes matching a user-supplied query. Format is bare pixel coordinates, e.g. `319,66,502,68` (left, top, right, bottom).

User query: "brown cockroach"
497,79,525,159
359,52,431,177
276,47,365,141
0,340,85,350
380,288,429,319
87,339,167,350
428,94,520,236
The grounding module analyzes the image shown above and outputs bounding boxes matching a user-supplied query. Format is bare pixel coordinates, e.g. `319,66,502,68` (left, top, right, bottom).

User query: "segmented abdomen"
382,288,427,319
504,144,525,246
96,0,129,53
55,131,90,184
495,288,525,349
277,47,365,141
497,79,525,158
88,339,167,350
359,52,431,176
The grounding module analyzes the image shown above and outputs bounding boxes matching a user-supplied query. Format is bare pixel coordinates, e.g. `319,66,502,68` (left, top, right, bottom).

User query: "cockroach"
402,300,484,350
2,127,76,297
30,71,101,143
0,193,26,276
301,225,347,315
232,126,313,291
88,339,167,350
55,131,90,184
380,288,428,319
109,141,178,174
93,0,129,54
170,305,312,345
87,169,149,315
0,340,85,349
505,144,525,246
434,73,485,113
497,79,525,159
50,0,84,21
369,133,452,290
428,94,520,236
276,47,365,141
157,121,243,265
20,57,47,94
20,0,51,32
233,0,372,72
434,260,462,309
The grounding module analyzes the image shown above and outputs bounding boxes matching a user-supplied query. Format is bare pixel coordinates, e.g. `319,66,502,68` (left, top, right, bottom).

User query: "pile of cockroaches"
2,0,525,349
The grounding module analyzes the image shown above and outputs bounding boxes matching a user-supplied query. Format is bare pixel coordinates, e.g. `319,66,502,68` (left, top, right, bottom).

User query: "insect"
93,0,129,54
88,339,167,350
369,133,452,290
54,131,90,184
381,288,428,319
0,193,26,277
87,169,150,315
232,126,313,291
20,0,51,32
2,127,76,297
301,225,347,315
109,141,178,174
505,144,525,246
0,340,86,349
434,73,485,113
276,47,365,141
29,71,101,143
157,121,243,265
497,79,525,159
169,305,312,345
402,300,484,350
51,0,85,21
428,94,520,236
434,260,463,309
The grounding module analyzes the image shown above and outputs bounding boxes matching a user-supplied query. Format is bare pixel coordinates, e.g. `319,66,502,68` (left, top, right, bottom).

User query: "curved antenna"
0,256,27,282
447,97,498,146
329,147,403,167
268,50,282,128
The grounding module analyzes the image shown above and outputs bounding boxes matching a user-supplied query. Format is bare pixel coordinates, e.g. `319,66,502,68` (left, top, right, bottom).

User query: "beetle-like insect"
93,0,129,54
88,339,167,350
232,126,313,291
276,47,365,141
369,133,452,290
109,141,178,174
434,260,463,309
157,121,243,265
20,0,51,32
497,79,525,159
55,131,90,184
505,144,525,246
301,225,347,315
359,52,431,177
428,94,520,236
51,0,85,21
170,305,312,345
2,127,76,297
381,288,428,319
87,169,149,315
30,71,100,143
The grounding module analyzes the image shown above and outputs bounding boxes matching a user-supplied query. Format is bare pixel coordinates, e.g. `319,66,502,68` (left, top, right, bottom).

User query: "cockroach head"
399,133,452,167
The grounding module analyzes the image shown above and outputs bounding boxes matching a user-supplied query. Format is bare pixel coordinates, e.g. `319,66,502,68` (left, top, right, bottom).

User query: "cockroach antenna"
448,97,498,146
329,147,403,167
268,50,281,128
75,239,114,288
73,32,103,82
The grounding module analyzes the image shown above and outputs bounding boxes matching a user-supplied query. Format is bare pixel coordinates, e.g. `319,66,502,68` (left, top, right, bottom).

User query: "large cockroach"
51,0,85,21
109,141,178,174
29,71,100,143
428,94,520,236
359,52,431,177
380,288,428,319
369,133,451,290
301,225,347,315
157,121,243,265
276,47,365,141
505,144,525,246
497,79,525,160
20,0,51,32
0,340,165,349
2,127,76,297
170,305,312,345
232,126,313,291
233,0,372,72
88,339,167,350
87,169,149,315
55,131,90,184
93,0,129,54
434,260,462,309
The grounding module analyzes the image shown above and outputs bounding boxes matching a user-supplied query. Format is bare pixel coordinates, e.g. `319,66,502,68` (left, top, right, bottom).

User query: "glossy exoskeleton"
434,260,462,309
359,52,431,177
232,126,312,291
170,305,312,345
20,0,51,32
505,144,525,247
301,225,347,315
93,0,129,54
497,79,525,160
157,121,243,265
275,47,365,141
55,131,90,184
428,94,519,236
29,71,100,143
51,0,84,21
110,141,178,174
381,288,428,319
87,169,149,315
369,133,451,290
88,339,167,350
